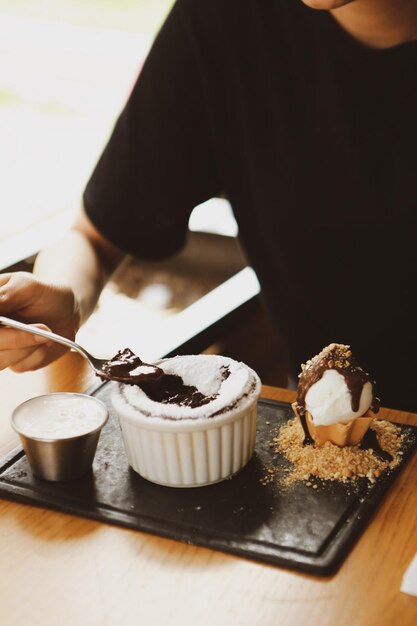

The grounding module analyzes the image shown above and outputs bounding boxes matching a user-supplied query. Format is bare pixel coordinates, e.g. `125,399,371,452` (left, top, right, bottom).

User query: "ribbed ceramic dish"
111,359,261,487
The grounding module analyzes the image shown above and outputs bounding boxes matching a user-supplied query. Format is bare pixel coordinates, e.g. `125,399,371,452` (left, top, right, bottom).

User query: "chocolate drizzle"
299,414,314,446
139,364,232,409
98,348,163,385
296,344,380,445
103,349,234,412
139,374,213,408
360,428,393,462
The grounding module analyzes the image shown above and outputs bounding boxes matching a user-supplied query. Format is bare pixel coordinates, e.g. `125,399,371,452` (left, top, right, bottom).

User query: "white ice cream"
305,369,373,426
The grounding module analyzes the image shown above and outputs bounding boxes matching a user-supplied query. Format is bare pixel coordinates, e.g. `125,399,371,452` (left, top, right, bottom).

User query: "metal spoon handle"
0,316,88,360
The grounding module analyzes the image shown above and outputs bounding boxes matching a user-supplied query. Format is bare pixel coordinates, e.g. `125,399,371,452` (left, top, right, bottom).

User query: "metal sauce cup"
10,392,108,481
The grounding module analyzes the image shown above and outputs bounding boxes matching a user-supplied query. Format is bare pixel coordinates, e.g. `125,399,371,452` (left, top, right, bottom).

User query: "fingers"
0,346,40,370
0,272,12,288
0,271,77,372
0,273,13,313
0,324,50,352
0,323,53,372
8,343,68,373
0,272,37,314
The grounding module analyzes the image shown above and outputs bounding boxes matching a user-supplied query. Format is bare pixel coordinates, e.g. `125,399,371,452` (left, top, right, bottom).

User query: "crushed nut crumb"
272,417,403,486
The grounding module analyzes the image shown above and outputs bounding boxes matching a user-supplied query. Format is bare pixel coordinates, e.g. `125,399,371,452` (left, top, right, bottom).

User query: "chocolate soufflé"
111,354,261,487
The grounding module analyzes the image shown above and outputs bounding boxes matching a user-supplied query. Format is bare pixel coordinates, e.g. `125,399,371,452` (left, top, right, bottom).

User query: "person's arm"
1,0,221,373
0,208,124,372
34,207,124,326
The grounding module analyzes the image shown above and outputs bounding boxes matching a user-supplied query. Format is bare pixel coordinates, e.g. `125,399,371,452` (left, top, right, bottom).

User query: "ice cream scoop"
304,369,373,426
293,343,380,446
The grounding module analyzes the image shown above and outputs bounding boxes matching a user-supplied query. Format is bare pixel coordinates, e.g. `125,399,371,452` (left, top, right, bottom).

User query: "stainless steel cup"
10,393,108,481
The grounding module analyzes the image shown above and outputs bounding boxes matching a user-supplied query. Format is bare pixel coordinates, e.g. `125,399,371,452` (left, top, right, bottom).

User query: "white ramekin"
111,357,261,488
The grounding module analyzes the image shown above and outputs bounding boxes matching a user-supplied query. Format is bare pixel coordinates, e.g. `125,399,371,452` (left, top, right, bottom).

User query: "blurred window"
0,0,174,268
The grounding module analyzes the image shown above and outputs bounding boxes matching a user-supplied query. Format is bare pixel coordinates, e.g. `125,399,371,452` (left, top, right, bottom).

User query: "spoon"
0,316,163,384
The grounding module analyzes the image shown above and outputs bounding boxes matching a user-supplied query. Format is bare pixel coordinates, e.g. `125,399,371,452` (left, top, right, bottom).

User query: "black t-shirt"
83,0,417,411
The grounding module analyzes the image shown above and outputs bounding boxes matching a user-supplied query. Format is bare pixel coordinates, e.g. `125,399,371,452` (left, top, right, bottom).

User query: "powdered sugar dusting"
116,355,260,421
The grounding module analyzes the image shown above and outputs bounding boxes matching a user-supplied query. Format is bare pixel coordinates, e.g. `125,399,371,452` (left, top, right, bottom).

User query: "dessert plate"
0,382,416,575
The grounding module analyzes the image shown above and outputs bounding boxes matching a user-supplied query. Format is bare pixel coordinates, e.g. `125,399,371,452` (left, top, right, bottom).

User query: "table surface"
0,353,417,626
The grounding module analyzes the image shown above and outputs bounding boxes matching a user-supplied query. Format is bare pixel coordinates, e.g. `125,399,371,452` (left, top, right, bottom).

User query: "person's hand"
0,271,80,372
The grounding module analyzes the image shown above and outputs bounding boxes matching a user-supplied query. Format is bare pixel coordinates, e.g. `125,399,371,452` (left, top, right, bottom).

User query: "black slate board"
0,382,416,575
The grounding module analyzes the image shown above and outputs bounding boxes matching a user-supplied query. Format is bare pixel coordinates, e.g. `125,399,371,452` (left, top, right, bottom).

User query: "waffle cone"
292,402,374,447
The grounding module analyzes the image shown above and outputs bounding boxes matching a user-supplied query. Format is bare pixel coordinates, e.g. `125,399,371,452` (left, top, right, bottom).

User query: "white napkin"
401,553,417,596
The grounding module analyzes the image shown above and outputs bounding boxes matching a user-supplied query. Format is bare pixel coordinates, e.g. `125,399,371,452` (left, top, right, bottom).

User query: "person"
0,0,416,410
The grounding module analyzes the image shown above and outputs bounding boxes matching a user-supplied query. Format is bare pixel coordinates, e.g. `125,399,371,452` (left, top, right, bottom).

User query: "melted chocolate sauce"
296,344,380,446
139,374,214,408
99,348,163,385
299,414,314,446
359,428,393,462
101,351,233,410
138,364,231,409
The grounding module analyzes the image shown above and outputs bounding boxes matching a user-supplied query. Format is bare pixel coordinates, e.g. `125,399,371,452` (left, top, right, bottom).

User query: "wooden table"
1,353,417,626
